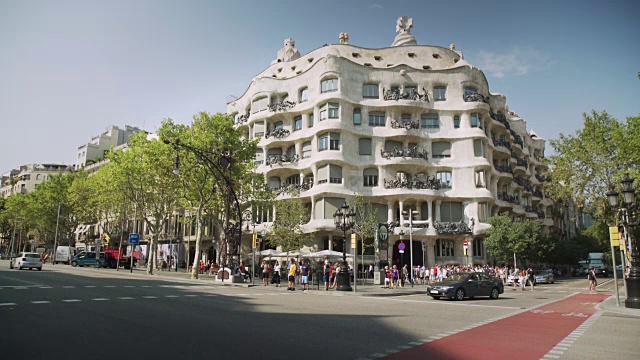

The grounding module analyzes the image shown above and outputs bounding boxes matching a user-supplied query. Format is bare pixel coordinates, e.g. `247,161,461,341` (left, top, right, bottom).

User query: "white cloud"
369,4,383,9
476,46,553,78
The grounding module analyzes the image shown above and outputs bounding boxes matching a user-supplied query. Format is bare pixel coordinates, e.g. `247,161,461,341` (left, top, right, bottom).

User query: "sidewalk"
61,264,428,296
595,281,640,317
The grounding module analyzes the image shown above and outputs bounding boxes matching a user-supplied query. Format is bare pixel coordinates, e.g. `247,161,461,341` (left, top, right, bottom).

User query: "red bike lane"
384,293,609,360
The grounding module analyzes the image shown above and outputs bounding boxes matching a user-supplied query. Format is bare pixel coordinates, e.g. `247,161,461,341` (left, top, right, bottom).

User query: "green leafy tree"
547,111,640,220
107,132,179,275
485,215,551,264
268,197,312,253
159,113,260,279
351,194,378,272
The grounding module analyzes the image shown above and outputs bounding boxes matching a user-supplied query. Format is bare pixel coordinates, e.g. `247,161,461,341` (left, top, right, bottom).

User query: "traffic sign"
399,250,404,254
421,241,426,250
129,233,140,244
398,242,405,251
463,240,469,248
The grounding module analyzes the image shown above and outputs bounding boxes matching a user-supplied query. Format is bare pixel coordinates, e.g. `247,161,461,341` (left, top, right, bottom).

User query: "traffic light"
252,233,258,248
464,248,468,256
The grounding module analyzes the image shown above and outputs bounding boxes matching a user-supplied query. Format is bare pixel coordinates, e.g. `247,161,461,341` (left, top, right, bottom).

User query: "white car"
10,252,43,271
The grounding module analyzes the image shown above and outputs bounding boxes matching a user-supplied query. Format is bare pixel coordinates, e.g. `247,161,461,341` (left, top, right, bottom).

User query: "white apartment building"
226,17,553,268
1,163,70,198
76,125,142,169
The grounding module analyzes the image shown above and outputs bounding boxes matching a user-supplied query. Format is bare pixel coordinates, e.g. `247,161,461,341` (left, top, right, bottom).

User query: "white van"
55,246,75,264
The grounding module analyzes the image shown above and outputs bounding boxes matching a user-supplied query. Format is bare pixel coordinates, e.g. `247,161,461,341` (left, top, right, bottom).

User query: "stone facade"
1,163,70,198
228,17,551,268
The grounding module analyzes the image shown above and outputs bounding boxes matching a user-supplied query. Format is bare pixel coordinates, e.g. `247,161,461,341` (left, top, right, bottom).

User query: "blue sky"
1,0,639,171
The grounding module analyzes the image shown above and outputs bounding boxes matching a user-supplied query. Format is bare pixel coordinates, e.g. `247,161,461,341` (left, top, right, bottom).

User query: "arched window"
268,177,281,190
363,168,378,187
436,239,455,257
36,174,42,180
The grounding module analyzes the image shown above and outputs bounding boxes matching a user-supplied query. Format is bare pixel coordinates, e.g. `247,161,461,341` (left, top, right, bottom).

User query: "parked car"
10,252,43,271
534,270,555,284
427,272,504,300
71,251,106,267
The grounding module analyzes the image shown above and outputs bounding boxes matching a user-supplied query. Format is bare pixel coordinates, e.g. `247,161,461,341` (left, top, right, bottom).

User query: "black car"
427,272,504,300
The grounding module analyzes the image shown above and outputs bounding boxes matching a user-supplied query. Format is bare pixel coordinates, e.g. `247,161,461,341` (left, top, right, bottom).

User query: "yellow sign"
252,233,258,248
609,226,620,247
351,233,357,248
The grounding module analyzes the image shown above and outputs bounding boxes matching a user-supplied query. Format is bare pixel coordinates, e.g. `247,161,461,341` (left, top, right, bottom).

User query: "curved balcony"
433,221,473,235
494,164,514,175
235,113,250,126
383,175,443,190
390,119,420,130
383,87,429,102
265,128,291,140
489,112,510,130
267,100,297,113
463,93,490,104
267,182,313,197
492,137,512,152
380,146,429,161
535,174,550,183
265,154,299,166
513,177,533,193
497,191,519,205
532,189,543,199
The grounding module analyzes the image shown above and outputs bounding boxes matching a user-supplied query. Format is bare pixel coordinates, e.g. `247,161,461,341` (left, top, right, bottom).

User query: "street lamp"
606,173,640,309
398,230,405,287
333,200,356,291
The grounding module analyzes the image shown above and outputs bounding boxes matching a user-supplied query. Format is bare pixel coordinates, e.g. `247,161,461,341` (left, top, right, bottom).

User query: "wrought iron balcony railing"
383,88,429,101
265,154,299,166
265,128,290,139
532,189,544,198
380,146,429,160
433,221,473,235
267,100,296,112
514,156,528,168
524,205,537,213
383,176,443,190
535,174,550,183
537,210,545,219
463,93,490,104
267,182,313,196
235,113,249,125
494,164,514,174
513,177,533,192
492,137,512,150
390,119,419,130
489,112,510,130
497,191,519,204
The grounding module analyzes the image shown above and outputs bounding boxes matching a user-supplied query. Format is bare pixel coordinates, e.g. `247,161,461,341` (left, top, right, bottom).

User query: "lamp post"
399,230,405,287
243,210,257,286
163,138,243,279
606,173,640,309
333,201,356,291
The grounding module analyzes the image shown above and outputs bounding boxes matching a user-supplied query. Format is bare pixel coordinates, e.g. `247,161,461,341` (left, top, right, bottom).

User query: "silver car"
534,270,554,284
10,252,43,271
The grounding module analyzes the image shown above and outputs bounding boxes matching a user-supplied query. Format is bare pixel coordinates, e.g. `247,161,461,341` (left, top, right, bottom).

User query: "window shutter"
432,142,451,157
451,202,463,222
329,165,342,179
385,140,402,151
317,165,328,182
324,197,344,219
268,177,281,189
474,139,483,157
286,145,295,158
267,148,282,156
255,149,264,162
302,141,312,153
359,138,372,155
254,121,265,134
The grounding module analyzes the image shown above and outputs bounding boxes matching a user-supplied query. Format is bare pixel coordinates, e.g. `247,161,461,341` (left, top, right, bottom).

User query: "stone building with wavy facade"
228,17,552,268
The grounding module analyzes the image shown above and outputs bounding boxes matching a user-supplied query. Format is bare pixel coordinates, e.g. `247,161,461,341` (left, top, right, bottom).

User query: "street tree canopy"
485,215,553,264
546,110,640,219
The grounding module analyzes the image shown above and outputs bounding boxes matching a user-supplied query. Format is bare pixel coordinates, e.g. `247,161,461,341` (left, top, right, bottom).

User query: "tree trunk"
191,205,204,280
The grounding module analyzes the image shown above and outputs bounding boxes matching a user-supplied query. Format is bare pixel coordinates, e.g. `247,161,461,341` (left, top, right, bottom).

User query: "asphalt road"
1,261,638,360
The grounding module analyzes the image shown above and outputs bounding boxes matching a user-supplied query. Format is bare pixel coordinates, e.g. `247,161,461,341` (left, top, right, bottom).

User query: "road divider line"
143,296,158,299
84,286,96,288
118,297,134,300
0,303,17,306
31,301,50,304
165,295,179,298
62,299,82,302
92,298,109,301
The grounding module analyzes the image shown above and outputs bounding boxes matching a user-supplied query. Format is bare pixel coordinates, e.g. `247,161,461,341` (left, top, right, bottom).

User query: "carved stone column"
428,200,433,227
399,200,405,227
435,200,442,222
387,201,394,223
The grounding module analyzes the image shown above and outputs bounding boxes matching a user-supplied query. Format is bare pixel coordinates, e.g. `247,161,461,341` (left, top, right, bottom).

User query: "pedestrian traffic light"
252,233,258,248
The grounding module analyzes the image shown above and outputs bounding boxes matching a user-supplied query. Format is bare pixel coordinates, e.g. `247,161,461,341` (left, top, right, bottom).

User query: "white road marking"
368,296,522,310
0,303,17,306
31,301,51,304
184,294,199,297
39,286,52,289
63,299,82,303
123,285,135,288
14,286,28,289
165,295,179,298
92,298,109,301
408,341,422,345
84,286,96,288
143,296,158,299
63,286,75,288
118,297,134,300
104,285,116,288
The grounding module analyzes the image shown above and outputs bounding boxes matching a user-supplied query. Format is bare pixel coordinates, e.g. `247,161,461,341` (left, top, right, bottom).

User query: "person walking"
527,267,535,291
331,263,340,289
287,258,297,291
272,260,281,287
588,267,597,292
392,265,399,289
